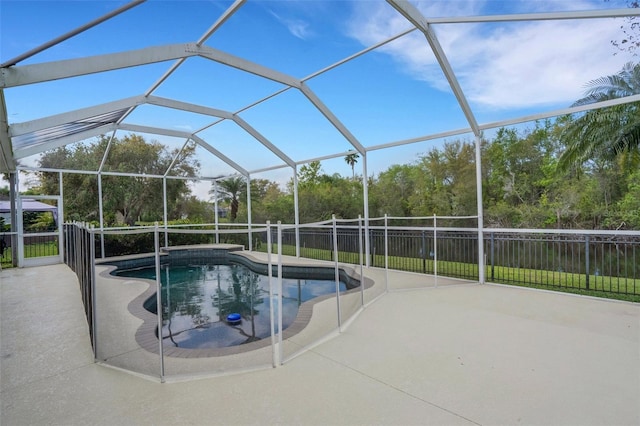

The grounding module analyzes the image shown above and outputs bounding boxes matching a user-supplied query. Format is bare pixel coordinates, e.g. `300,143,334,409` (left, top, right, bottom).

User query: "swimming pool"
117,260,351,350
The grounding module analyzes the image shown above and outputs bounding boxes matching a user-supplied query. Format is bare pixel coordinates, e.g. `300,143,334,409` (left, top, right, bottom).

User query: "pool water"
119,262,347,349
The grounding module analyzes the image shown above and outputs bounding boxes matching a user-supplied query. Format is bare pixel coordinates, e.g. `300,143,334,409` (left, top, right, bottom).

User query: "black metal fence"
63,223,95,348
257,226,640,298
485,231,640,295
0,232,14,268
1,232,60,268
60,221,640,303
259,226,480,280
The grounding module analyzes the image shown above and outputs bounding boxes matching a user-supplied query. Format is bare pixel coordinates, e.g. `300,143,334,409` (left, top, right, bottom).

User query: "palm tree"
344,150,360,180
558,62,640,172
210,176,245,221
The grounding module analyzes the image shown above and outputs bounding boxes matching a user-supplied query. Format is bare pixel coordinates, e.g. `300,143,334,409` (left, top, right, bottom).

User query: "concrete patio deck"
1,262,639,425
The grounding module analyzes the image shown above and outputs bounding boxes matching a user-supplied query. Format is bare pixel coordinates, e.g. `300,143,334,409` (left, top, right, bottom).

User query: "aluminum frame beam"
163,139,192,178
0,0,146,68
145,96,233,120
0,90,14,172
198,46,301,89
232,116,296,168
478,94,640,131
190,135,248,177
296,149,362,166
117,0,247,133
144,0,246,97
299,83,366,155
117,123,192,139
425,8,640,24
386,0,485,284
386,0,480,136
17,164,215,181
1,44,201,88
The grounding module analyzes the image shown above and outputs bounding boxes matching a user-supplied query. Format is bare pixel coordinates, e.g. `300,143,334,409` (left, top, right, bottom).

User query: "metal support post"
154,223,165,382
332,215,342,329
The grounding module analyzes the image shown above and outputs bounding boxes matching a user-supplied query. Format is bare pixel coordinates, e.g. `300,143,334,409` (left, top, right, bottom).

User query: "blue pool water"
118,261,348,349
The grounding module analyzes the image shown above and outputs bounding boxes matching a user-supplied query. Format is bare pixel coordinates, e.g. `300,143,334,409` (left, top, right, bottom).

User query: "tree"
558,62,640,172
236,179,293,223
412,140,478,218
210,176,245,222
369,164,418,217
37,134,199,225
616,168,640,228
174,196,216,223
285,161,364,222
297,161,323,187
344,150,360,180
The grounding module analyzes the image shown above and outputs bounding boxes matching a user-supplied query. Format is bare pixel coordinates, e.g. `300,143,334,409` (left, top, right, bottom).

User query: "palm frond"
560,63,640,172
558,104,640,172
572,62,640,106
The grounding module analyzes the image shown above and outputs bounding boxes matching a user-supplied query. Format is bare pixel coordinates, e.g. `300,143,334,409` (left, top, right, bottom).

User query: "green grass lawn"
256,243,640,303
1,241,59,268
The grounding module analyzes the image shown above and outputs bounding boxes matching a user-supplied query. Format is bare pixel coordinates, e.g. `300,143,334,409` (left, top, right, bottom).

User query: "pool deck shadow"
1,258,639,426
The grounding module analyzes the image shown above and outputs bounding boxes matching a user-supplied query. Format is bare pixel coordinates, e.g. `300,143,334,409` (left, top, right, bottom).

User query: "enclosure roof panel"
11,108,129,156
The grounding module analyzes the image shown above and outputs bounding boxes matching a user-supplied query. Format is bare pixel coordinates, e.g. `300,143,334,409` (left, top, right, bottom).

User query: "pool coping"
97,245,373,358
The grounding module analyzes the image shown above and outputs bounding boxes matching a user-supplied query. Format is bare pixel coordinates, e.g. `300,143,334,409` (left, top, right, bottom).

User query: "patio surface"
1,261,639,425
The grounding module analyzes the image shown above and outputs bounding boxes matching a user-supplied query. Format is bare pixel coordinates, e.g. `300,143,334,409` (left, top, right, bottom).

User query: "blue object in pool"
227,313,241,324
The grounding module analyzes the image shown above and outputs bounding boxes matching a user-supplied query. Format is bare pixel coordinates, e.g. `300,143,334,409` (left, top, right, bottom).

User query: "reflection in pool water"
120,262,347,349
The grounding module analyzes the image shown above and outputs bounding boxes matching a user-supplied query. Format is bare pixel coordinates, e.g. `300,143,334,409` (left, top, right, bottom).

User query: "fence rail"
486,232,639,296
63,223,95,348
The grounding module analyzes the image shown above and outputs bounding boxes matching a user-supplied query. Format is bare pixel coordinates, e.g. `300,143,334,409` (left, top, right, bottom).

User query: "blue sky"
0,0,635,198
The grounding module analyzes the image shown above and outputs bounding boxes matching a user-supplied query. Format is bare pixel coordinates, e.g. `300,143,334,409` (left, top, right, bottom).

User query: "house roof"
0,199,57,213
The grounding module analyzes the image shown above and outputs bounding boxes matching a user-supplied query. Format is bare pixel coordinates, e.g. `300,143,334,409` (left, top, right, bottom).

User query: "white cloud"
347,1,634,110
190,180,212,201
454,19,632,108
269,10,312,40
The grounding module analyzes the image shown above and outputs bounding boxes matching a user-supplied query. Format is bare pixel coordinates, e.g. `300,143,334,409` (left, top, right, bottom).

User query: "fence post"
358,215,364,307
421,230,426,274
491,232,495,281
154,223,165,382
89,225,97,358
277,221,283,365
585,235,590,290
370,228,375,267
384,214,389,292
84,224,90,309
266,221,277,368
433,214,438,285
332,215,342,330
